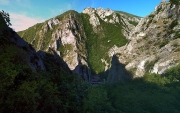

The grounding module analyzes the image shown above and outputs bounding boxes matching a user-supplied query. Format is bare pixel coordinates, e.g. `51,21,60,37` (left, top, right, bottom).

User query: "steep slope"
18,8,140,81
0,12,89,112
110,1,180,78
0,13,45,71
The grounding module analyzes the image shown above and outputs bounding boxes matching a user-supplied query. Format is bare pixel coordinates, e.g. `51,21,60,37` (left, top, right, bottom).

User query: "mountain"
18,1,180,83
18,7,140,82
110,1,180,78
0,11,88,112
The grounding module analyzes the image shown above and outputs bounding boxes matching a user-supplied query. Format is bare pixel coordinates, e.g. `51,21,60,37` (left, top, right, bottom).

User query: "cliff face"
109,2,180,78
18,8,140,81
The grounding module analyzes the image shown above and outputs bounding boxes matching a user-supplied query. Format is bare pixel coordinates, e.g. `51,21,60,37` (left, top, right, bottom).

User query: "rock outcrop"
108,1,180,78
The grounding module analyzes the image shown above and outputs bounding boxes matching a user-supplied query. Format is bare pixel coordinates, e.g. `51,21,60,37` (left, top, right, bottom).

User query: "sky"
0,0,164,31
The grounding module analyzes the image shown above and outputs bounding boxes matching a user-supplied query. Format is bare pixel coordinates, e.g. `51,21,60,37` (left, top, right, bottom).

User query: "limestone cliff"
109,1,180,78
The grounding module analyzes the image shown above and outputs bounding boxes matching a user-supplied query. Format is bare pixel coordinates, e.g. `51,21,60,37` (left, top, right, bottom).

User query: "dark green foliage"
145,57,159,72
157,6,162,13
58,44,73,57
169,20,178,29
149,14,155,18
174,31,180,39
170,0,180,5
0,44,89,113
85,64,180,113
129,21,138,26
83,86,115,113
0,10,11,26
159,39,169,48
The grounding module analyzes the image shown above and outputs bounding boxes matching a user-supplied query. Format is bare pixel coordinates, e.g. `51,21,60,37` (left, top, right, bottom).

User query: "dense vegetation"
170,0,180,5
83,65,180,113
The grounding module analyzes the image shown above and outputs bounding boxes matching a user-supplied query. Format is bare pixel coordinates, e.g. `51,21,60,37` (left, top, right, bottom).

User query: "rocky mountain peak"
82,7,120,29
83,7,114,16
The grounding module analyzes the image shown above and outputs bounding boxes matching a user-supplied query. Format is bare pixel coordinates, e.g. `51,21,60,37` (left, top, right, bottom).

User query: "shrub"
149,14,155,18
129,21,138,26
0,10,11,26
159,39,169,48
170,0,180,5
169,20,178,29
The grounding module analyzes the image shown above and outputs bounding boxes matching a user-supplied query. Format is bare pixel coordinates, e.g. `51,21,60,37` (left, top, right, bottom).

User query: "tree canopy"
0,10,11,26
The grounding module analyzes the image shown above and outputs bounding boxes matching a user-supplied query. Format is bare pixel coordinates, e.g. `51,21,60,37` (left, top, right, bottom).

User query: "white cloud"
10,13,45,31
0,0,9,5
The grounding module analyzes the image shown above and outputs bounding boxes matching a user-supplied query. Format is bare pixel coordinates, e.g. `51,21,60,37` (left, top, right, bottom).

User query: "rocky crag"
109,1,180,78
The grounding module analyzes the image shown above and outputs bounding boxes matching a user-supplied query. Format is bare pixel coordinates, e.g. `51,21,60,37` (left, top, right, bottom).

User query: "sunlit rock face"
108,2,180,77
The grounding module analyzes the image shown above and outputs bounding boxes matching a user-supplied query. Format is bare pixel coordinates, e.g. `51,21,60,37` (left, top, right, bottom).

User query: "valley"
1,0,180,112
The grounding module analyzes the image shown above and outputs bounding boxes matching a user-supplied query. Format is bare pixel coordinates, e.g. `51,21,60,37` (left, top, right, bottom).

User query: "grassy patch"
18,23,44,49
145,57,159,72
169,20,178,29
159,39,169,48
58,44,73,57
129,21,138,26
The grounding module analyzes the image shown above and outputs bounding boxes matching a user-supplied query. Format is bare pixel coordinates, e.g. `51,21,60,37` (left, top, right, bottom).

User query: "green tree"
83,87,114,113
0,10,11,26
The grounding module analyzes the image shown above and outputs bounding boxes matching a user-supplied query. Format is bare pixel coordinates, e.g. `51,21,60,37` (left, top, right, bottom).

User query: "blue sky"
0,0,163,31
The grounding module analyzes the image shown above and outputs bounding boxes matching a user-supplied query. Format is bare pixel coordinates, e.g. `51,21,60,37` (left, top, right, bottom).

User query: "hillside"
18,8,140,81
0,11,88,113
